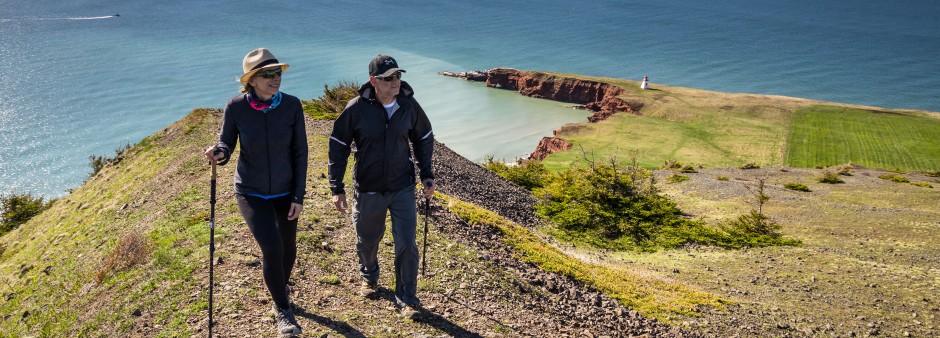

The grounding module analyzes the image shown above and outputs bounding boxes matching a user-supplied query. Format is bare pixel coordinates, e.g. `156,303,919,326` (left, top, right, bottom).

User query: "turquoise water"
2,0,939,197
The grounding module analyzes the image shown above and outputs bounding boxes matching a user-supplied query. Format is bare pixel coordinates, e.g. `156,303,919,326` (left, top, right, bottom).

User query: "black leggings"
235,194,297,310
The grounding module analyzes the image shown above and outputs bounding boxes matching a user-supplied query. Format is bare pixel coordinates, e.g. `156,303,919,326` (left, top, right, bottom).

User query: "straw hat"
239,48,289,85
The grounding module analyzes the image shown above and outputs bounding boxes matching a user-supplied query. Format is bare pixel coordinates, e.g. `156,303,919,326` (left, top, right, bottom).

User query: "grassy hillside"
538,73,939,173
641,166,940,336
0,107,717,337
0,109,224,336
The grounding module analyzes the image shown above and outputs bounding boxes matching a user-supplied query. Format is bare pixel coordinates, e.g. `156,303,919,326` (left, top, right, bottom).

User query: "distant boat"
113,13,120,17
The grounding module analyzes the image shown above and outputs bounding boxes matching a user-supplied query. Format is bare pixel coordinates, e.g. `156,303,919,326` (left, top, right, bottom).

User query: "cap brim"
374,68,406,77
239,64,289,85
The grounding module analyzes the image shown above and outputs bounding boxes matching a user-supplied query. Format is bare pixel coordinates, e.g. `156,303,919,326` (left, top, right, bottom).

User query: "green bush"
784,183,811,192
661,160,683,170
817,170,844,184
89,143,133,177
535,164,697,249
716,176,729,181
740,163,760,169
879,174,910,183
667,174,689,183
484,156,548,190
303,81,360,120
911,182,933,188
533,163,798,251
680,165,698,173
2,193,54,236
718,211,801,248
834,163,855,176
925,171,940,177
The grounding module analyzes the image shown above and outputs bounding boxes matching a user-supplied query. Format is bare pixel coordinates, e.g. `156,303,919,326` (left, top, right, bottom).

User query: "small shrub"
89,143,133,177
317,275,341,285
716,176,729,181
718,211,801,248
661,160,682,170
95,232,153,283
303,81,360,120
888,168,907,174
740,163,760,170
667,174,689,183
878,174,909,183
535,163,690,247
2,193,54,236
717,179,801,248
911,182,933,188
484,156,548,190
535,165,798,251
834,162,855,176
925,171,940,177
784,183,811,192
680,166,698,173
817,170,844,184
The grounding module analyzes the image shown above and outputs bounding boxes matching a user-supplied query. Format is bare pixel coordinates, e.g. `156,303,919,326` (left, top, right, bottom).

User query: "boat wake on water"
1,15,118,21
65,15,119,20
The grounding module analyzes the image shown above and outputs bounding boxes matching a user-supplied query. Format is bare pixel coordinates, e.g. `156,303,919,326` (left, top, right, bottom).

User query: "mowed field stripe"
785,106,940,171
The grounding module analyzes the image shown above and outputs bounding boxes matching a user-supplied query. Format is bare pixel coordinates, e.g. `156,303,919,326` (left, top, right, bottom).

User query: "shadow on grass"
372,287,486,338
295,306,366,338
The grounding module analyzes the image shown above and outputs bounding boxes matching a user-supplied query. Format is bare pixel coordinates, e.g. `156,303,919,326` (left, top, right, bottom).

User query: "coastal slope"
0,109,701,337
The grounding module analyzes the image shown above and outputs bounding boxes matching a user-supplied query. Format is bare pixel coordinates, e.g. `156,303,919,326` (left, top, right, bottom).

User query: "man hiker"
328,54,435,318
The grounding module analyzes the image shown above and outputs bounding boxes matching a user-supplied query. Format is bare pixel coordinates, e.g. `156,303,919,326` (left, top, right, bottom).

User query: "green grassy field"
538,72,939,173
785,105,940,171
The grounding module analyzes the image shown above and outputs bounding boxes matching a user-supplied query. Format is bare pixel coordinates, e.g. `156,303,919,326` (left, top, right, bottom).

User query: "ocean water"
2,0,939,197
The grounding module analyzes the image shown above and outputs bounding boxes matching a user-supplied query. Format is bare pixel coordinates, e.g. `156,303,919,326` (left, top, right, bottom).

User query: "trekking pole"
421,196,430,276
208,160,217,337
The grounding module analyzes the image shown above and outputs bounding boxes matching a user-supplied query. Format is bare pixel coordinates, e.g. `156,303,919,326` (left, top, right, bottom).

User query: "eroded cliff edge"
442,68,643,160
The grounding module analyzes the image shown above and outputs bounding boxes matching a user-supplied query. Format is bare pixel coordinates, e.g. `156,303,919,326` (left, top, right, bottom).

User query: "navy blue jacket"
215,93,308,204
328,81,434,195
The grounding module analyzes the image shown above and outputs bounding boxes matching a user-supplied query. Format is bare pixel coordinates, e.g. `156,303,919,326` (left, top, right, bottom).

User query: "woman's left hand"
287,202,303,220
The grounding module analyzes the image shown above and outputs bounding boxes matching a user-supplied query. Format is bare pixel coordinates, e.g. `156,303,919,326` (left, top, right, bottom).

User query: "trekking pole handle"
210,162,217,205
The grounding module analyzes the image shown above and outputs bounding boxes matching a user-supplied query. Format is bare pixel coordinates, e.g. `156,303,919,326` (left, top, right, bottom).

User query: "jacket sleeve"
409,100,435,181
328,101,356,195
215,102,238,166
291,103,308,204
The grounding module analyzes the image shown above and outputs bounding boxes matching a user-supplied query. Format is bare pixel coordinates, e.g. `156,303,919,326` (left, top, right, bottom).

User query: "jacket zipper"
265,112,272,195
383,102,390,191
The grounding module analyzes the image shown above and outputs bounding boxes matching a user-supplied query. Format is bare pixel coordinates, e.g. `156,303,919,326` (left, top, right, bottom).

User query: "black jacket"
328,81,434,195
215,93,308,204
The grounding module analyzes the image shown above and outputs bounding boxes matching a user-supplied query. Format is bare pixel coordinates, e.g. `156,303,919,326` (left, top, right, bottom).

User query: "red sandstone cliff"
529,136,572,161
443,68,642,160
483,68,642,122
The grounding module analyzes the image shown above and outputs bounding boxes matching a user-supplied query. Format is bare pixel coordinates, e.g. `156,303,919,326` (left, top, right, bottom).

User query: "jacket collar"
359,81,415,104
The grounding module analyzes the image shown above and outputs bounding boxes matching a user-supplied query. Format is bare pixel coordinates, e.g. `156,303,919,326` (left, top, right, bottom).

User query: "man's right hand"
332,194,348,213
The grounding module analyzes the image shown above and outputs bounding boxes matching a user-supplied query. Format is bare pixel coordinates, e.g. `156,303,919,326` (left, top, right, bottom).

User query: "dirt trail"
179,119,697,338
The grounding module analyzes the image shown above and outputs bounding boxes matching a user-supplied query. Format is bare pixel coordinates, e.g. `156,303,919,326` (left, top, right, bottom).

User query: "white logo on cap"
384,59,395,66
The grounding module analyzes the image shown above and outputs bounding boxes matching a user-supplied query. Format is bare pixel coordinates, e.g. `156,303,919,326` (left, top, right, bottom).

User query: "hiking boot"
399,302,420,320
273,306,302,337
359,280,378,297
395,295,421,319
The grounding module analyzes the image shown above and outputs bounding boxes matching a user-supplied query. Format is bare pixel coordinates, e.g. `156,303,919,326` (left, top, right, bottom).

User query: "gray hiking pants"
352,185,420,305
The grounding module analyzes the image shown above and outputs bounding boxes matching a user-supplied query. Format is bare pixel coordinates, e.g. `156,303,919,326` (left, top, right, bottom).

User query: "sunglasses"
375,72,402,82
256,68,282,79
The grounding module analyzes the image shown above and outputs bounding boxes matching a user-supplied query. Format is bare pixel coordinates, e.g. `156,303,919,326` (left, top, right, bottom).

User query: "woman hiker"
204,48,307,337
